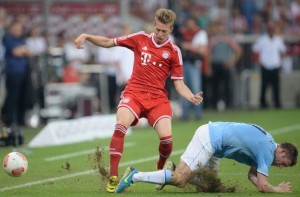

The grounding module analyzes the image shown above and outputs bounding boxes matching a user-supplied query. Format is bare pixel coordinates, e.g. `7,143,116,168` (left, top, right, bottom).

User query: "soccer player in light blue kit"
116,122,298,193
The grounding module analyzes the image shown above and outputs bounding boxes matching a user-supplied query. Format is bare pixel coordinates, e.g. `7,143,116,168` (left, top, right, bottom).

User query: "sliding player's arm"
248,166,292,193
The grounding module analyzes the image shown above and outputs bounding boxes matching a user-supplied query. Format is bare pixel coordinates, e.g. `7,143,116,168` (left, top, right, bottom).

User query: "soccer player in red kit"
74,8,203,193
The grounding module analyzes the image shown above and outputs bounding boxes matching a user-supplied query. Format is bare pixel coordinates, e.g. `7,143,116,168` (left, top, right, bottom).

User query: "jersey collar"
151,33,170,48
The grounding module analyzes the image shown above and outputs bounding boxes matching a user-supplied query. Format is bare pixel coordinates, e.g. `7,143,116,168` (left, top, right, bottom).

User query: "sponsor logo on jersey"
141,52,151,65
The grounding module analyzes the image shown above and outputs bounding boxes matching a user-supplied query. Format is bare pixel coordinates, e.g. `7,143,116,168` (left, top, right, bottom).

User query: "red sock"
157,135,172,169
109,124,127,177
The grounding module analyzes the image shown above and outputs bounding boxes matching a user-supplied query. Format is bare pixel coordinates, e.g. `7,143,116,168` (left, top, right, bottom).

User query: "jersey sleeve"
256,152,273,177
114,31,145,51
170,45,184,80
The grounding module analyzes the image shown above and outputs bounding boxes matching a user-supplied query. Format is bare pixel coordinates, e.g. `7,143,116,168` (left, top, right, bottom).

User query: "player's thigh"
148,100,172,130
116,107,136,128
155,118,172,138
117,93,143,127
180,124,213,171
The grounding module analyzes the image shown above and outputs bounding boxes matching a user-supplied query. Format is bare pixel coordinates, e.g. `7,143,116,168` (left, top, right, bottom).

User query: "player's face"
273,151,292,168
153,20,173,44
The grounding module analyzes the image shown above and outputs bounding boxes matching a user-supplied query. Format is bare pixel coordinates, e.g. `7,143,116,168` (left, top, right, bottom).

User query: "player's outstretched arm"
74,34,114,49
248,167,292,193
173,80,203,105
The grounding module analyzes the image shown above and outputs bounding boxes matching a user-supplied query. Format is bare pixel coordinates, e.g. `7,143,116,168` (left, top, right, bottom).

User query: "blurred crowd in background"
0,0,300,130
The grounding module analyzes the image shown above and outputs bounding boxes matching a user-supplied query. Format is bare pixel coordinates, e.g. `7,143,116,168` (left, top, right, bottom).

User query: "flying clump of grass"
191,167,238,193
88,146,109,191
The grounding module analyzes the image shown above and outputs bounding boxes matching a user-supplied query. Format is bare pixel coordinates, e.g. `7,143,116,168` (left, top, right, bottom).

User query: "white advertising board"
29,114,132,147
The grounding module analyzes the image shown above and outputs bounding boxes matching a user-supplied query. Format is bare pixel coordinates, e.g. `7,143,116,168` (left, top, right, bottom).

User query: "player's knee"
171,172,188,188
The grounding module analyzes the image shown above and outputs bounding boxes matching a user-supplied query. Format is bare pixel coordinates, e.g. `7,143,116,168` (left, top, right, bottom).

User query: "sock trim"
164,169,172,184
115,123,127,135
160,135,172,144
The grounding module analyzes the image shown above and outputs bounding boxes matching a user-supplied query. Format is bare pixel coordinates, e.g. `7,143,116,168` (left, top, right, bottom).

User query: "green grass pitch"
0,109,300,197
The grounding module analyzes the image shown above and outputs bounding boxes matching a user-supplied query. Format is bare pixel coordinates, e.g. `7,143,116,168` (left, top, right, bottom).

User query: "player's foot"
155,160,176,190
106,176,119,193
115,167,138,193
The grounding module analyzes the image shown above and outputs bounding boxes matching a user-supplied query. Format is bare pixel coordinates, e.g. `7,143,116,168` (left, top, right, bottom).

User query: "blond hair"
155,8,176,27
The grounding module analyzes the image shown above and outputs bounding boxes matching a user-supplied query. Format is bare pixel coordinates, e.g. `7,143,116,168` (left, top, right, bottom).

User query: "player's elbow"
256,183,268,193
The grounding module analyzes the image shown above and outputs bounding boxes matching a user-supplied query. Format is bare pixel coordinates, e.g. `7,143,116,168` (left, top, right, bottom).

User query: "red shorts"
118,91,172,127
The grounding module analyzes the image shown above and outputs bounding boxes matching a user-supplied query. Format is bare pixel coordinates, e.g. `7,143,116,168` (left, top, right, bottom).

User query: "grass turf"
0,109,299,196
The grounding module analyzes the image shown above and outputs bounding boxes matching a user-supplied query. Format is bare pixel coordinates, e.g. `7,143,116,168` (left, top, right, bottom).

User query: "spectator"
178,17,208,120
285,15,300,70
209,0,229,25
290,0,300,20
272,0,292,23
94,46,119,113
178,0,194,25
0,7,7,135
195,4,210,29
26,26,47,109
63,33,90,83
260,0,274,23
252,21,286,109
252,12,264,35
114,25,134,99
230,7,248,35
1,21,32,145
48,31,66,82
208,21,242,110
238,0,258,34
0,8,7,81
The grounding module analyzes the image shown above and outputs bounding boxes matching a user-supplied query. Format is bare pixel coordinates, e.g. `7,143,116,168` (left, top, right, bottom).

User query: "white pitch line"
0,149,184,192
43,124,300,162
220,172,300,176
44,142,136,161
271,124,300,135
1,124,299,192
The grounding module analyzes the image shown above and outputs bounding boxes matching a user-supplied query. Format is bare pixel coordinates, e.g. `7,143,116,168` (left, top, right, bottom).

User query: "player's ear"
280,148,287,156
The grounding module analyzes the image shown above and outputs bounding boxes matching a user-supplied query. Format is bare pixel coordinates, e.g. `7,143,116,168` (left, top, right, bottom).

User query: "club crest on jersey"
122,97,130,103
162,51,170,59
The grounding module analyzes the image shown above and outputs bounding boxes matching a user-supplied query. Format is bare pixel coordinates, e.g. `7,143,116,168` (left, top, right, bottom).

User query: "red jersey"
114,31,183,96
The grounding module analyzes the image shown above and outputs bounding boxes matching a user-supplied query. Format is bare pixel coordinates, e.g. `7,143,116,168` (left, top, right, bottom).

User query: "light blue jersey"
208,122,277,176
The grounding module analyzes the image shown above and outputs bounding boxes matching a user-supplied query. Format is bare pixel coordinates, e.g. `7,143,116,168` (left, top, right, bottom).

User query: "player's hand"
74,34,86,49
191,92,203,105
278,182,292,192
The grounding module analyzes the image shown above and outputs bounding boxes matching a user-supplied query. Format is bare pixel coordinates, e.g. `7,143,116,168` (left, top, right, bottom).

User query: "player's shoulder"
117,31,150,44
129,31,151,38
169,41,181,53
